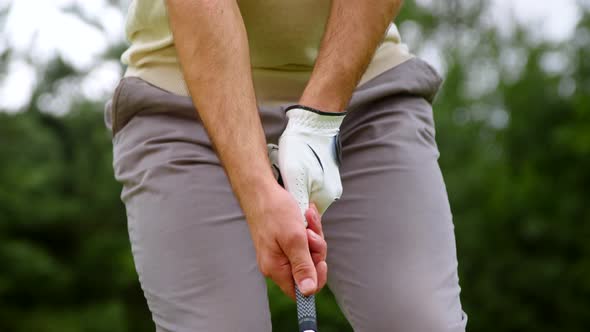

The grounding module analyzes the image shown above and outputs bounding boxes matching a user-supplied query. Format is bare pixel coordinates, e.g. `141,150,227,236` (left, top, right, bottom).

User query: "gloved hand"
273,105,346,225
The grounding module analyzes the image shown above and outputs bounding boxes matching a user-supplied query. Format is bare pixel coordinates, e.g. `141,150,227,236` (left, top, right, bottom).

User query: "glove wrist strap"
285,104,348,117
285,105,346,131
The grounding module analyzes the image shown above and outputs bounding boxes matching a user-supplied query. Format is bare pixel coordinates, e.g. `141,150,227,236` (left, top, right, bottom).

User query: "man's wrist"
283,105,346,136
298,94,348,114
232,168,276,197
231,169,279,218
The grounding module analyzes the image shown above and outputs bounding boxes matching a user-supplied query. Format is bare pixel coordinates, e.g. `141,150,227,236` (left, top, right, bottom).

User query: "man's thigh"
324,89,467,331
109,78,272,332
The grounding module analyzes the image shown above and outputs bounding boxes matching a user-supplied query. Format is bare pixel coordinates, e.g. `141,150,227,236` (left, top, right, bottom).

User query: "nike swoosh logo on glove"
307,144,324,173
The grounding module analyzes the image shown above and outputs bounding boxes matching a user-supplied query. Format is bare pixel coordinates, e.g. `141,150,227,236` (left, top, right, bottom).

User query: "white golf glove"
270,105,346,225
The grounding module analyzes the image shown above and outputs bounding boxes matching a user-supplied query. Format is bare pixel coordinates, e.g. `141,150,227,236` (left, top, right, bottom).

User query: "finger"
307,229,327,263
272,263,296,300
309,202,320,218
305,203,323,238
282,231,318,296
316,260,328,291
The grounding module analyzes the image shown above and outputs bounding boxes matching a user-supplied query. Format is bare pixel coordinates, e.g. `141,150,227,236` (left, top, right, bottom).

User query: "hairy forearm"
300,0,404,113
166,0,275,209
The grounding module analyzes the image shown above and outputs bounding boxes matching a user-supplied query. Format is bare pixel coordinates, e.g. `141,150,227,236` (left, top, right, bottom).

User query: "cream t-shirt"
122,0,413,102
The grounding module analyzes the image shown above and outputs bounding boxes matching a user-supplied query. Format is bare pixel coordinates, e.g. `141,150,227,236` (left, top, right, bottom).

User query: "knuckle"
285,229,306,247
312,253,324,264
291,260,313,278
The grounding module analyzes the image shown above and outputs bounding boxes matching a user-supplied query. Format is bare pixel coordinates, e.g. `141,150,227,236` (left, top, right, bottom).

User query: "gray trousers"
104,58,467,332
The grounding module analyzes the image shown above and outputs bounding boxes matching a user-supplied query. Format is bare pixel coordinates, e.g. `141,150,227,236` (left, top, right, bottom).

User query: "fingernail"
299,278,316,294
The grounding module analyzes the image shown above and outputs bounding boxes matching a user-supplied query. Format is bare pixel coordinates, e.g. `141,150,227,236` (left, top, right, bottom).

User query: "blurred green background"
1,0,589,331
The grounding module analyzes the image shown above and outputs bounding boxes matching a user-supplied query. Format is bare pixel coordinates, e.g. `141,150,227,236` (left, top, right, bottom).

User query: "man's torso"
122,0,413,101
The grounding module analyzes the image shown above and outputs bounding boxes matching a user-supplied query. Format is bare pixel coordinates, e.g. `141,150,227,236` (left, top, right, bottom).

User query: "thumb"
284,233,317,296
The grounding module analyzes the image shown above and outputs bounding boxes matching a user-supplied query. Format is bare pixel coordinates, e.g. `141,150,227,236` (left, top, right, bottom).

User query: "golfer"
104,0,467,331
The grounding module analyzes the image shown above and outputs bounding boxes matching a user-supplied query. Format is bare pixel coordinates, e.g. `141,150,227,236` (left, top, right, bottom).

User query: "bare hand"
246,184,328,299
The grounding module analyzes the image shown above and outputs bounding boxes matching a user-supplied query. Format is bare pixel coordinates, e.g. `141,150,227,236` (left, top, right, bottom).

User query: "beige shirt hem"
124,42,414,104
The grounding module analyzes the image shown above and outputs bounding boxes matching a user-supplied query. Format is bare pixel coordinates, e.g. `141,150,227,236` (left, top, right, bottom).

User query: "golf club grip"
296,285,317,332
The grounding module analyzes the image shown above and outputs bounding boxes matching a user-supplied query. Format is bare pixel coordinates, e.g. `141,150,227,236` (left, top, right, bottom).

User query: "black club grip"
296,286,317,332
